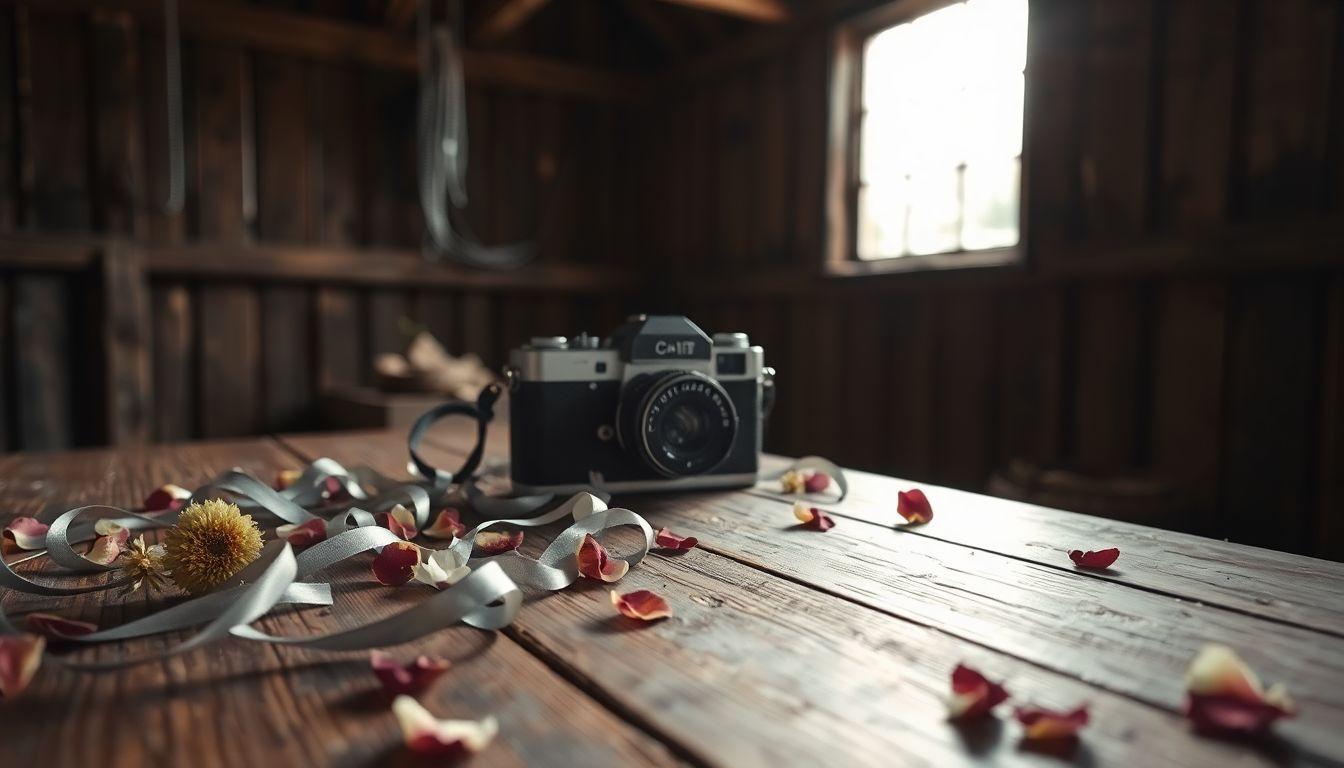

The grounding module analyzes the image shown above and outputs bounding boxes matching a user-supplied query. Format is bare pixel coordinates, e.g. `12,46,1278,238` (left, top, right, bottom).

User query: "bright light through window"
857,0,1027,259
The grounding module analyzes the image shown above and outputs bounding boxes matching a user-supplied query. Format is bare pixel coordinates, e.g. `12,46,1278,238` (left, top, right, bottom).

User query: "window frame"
823,0,1029,278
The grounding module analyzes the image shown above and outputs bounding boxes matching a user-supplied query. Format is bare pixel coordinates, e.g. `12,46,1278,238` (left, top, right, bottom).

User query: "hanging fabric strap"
407,382,502,485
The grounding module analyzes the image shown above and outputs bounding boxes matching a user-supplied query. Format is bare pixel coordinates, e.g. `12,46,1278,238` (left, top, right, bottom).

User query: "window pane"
961,158,1020,250
906,168,961,255
858,181,910,259
856,0,1027,260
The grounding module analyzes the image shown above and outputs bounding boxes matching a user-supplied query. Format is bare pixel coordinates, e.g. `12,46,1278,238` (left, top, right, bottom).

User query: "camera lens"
617,370,739,478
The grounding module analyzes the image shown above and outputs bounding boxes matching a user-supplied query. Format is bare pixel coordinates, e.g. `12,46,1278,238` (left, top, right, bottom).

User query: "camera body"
504,315,772,494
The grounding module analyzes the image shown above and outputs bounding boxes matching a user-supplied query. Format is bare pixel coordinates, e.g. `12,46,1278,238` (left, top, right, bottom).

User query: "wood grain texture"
0,438,678,768
150,281,195,441
198,285,261,438
315,287,362,392
279,429,1304,768
261,285,312,431
12,275,71,449
194,42,252,242
102,245,152,445
18,7,91,231
90,12,148,237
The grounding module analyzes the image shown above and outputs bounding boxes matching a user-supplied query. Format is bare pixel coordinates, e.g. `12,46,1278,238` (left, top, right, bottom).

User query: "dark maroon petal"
1067,548,1120,569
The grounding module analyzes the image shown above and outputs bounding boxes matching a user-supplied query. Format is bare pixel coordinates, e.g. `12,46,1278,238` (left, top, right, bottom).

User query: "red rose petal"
475,530,524,556
3,517,49,550
378,504,419,540
423,508,467,540
792,502,836,532
23,612,98,639
897,489,933,525
275,519,327,552
654,527,698,551
370,651,451,696
143,484,191,514
1015,704,1090,740
323,475,349,501
86,526,130,565
948,663,1010,720
1184,644,1295,737
0,634,44,699
804,471,832,494
393,695,497,758
610,589,673,621
577,534,630,582
1068,548,1120,569
372,541,422,586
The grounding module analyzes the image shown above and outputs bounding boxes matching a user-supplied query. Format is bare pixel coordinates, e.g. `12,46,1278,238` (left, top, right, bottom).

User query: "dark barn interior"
0,0,1340,562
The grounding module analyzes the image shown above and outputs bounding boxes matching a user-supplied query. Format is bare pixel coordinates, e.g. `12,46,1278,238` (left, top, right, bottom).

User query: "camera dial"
616,370,739,478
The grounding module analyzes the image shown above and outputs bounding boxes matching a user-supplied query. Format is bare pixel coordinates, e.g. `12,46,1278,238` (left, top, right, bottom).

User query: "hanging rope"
417,1,536,269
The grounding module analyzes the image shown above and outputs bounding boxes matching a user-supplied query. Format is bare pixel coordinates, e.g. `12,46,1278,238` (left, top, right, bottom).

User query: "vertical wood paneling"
415,291,458,351
368,288,410,363
0,9,15,231
261,287,311,430
255,53,316,243
1025,0,1086,261
91,13,147,238
198,285,260,438
194,43,251,241
102,246,151,445
935,292,998,489
1151,281,1225,529
318,65,363,245
791,31,827,268
1081,0,1153,239
459,292,498,369
151,283,194,441
139,27,189,244
887,295,936,480
1238,0,1336,217
13,276,71,449
366,70,419,247
997,286,1065,466
1221,277,1324,553
20,10,91,231
841,300,887,472
1319,274,1344,560
1073,285,1146,469
315,287,362,391
1157,0,1236,230
756,56,790,266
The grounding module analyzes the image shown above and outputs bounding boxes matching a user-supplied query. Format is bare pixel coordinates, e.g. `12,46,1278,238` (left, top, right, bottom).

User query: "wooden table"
3,426,1343,767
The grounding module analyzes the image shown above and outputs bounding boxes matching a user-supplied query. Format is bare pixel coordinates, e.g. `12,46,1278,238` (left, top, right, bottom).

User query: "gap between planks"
267,434,717,768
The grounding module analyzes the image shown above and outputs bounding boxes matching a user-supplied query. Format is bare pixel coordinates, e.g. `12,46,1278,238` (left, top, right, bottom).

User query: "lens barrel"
617,370,739,478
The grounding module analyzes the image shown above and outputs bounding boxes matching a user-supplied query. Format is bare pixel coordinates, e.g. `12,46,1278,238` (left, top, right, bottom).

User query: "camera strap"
407,382,502,486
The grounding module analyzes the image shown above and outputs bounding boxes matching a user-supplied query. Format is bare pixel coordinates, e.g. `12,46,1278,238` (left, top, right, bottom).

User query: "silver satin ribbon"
0,459,653,671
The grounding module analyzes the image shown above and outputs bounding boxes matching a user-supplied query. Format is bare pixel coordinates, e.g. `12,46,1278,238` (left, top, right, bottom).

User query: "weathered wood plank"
150,281,194,441
102,245,152,445
415,421,1344,759
1073,285,1146,471
194,42,252,241
254,52,316,243
314,286,362,391
18,8,91,231
12,275,71,449
281,429,1299,768
261,286,311,431
934,291,997,489
316,64,363,246
198,285,261,437
0,8,15,231
90,11,148,237
0,438,679,768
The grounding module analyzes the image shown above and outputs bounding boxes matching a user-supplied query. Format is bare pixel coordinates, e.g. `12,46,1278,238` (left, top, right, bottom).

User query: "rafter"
471,0,551,44
653,0,791,24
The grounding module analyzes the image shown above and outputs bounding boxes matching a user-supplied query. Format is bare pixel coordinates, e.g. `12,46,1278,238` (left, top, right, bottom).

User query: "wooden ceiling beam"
471,0,551,45
5,0,642,101
653,0,791,24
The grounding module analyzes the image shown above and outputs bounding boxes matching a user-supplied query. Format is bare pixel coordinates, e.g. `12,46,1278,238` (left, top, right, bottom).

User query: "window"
832,0,1028,266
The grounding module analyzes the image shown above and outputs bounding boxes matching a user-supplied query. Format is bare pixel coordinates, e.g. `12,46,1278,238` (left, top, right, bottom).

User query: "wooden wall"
0,2,643,450
650,0,1344,560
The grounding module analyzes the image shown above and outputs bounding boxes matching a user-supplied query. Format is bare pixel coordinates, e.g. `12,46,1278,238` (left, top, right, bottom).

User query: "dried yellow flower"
163,500,263,595
119,534,171,596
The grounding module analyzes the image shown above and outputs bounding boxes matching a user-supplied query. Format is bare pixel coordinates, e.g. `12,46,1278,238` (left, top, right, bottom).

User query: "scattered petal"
780,469,807,495
0,634,44,699
3,517,49,550
897,489,933,525
378,504,419,540
475,530,523,555
86,525,131,565
611,589,672,621
948,663,1010,720
275,519,327,552
1185,644,1295,737
274,469,302,491
372,541,422,586
792,501,836,532
371,651,451,696
654,527,698,551
804,471,832,494
23,612,98,639
323,475,349,501
1015,704,1090,741
577,534,630,582
1068,548,1120,570
424,508,467,540
414,548,471,590
393,695,498,758
143,484,191,514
